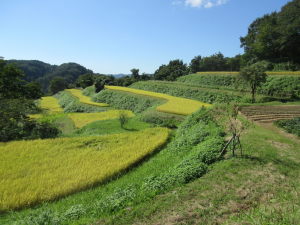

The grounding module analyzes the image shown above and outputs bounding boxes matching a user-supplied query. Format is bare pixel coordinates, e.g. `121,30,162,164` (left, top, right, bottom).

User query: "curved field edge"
54,91,109,113
65,89,109,107
0,107,225,224
68,110,135,128
30,97,64,119
104,85,211,115
0,127,169,213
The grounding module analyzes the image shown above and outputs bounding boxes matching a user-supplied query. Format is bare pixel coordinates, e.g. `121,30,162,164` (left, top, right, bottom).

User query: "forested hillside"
7,60,93,92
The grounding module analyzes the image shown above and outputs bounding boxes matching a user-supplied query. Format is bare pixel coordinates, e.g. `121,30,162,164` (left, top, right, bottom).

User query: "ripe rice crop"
0,127,169,212
68,110,135,128
40,97,63,113
105,86,211,115
29,97,63,119
66,89,109,107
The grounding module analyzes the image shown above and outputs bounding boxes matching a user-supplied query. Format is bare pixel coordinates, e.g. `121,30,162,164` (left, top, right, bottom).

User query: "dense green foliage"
49,77,68,95
7,60,93,92
54,91,107,113
74,73,95,89
0,60,59,142
177,74,236,87
0,60,43,100
197,52,242,72
154,59,189,81
129,82,250,104
177,74,300,98
235,62,268,103
91,89,166,113
240,0,300,67
274,117,300,137
81,86,96,97
94,75,115,92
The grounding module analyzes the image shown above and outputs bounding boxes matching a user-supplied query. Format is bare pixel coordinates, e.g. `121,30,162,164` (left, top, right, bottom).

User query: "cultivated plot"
68,110,135,128
0,127,169,212
105,86,211,115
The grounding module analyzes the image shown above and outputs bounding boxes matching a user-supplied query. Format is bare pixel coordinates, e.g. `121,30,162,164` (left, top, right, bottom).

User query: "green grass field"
1,73,300,224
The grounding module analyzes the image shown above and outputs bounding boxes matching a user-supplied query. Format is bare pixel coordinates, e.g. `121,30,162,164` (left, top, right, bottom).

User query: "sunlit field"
29,97,63,119
66,89,109,107
0,127,169,212
68,110,135,128
105,86,211,115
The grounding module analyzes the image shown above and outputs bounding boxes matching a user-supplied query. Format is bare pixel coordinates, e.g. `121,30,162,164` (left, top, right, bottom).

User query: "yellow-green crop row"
105,86,211,115
68,110,135,128
29,97,63,119
40,97,63,113
66,89,109,107
196,71,300,75
0,127,169,212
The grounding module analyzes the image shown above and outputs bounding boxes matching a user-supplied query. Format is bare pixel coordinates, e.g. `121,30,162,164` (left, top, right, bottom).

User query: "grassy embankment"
2,72,300,224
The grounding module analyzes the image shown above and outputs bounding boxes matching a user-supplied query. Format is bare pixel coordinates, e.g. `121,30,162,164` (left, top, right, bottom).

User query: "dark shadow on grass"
123,127,138,131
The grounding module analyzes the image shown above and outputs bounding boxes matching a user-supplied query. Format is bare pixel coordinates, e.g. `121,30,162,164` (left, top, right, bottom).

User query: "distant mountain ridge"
106,74,131,79
7,60,128,92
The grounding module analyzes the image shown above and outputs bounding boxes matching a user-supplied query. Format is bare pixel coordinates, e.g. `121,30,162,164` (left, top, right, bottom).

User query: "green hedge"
274,117,300,137
177,74,235,87
53,91,107,113
129,82,252,104
91,90,165,114
177,74,300,98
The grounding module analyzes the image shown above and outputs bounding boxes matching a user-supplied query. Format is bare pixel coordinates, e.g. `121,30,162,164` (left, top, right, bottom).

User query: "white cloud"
185,0,228,8
204,1,213,8
172,1,182,5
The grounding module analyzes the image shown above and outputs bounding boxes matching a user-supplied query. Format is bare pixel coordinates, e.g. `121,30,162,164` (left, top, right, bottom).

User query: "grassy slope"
2,78,300,224
99,116,300,224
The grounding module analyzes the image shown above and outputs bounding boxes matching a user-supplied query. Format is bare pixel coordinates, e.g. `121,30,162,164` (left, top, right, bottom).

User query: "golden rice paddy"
105,86,211,115
29,97,63,119
68,110,135,128
0,127,169,212
66,89,109,107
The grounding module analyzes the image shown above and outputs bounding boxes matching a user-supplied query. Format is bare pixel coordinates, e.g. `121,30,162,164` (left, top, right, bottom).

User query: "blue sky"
0,0,291,74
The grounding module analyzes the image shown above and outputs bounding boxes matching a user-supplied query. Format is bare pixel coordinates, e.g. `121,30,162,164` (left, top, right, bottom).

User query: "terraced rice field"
66,89,109,107
240,105,300,123
68,110,135,128
30,97,63,119
105,86,211,115
0,127,169,212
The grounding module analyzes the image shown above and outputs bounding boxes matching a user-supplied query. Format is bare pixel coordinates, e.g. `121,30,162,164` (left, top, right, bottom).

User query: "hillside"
7,60,93,92
1,72,300,224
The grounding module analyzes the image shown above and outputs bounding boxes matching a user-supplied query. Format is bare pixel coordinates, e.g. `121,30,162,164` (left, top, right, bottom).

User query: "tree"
119,110,129,128
23,81,44,99
198,52,226,71
235,62,267,103
0,59,26,99
94,75,115,93
189,55,202,73
154,59,188,81
240,0,300,65
49,77,68,95
74,73,95,88
130,68,140,80
0,59,60,142
140,72,152,81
